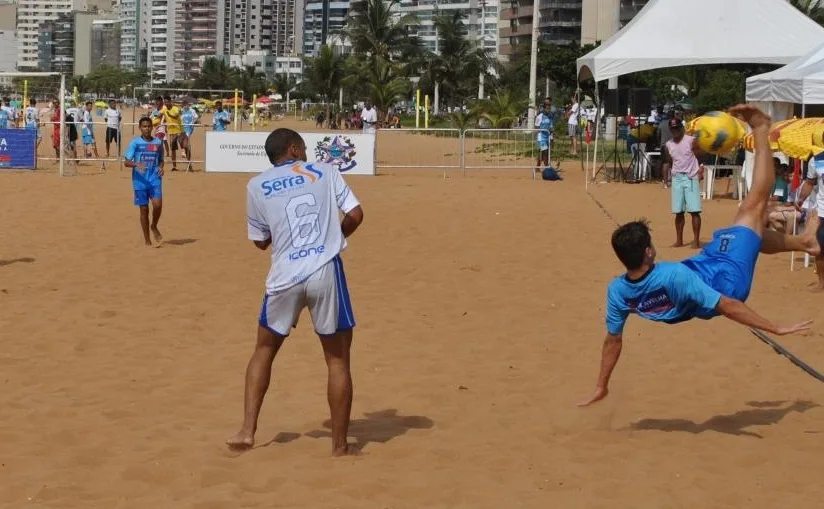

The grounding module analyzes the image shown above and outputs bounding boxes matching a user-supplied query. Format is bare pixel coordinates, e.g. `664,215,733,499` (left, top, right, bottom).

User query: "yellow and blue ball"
689,111,745,155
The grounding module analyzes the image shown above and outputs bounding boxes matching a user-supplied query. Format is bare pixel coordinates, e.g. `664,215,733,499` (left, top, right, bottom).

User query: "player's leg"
134,189,152,246
227,291,300,449
672,174,687,246
685,176,702,247
308,257,357,455
730,106,774,235
170,135,178,171
150,193,163,245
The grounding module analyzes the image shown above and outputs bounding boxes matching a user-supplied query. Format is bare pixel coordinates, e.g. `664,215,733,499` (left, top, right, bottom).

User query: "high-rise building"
0,2,18,77
498,0,647,61
218,0,301,58
302,0,349,57
16,0,87,69
139,0,178,83
91,19,122,69
37,10,103,75
581,0,647,45
400,0,499,58
174,0,218,80
117,0,140,68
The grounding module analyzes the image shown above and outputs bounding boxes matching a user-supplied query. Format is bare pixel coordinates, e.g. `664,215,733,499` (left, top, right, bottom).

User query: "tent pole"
591,83,601,189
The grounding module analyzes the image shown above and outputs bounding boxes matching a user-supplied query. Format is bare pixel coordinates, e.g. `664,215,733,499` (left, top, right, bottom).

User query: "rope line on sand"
585,188,824,383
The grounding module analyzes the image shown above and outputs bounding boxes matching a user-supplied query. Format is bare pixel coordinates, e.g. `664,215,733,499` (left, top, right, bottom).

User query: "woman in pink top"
663,117,704,248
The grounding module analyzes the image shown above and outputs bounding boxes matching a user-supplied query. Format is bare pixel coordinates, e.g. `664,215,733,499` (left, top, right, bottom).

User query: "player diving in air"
580,104,820,407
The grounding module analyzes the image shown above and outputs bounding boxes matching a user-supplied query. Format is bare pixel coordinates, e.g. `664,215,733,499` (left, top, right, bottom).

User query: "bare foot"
690,240,701,249
151,227,163,247
332,444,361,457
802,213,821,256
671,241,685,248
226,430,255,450
145,240,153,247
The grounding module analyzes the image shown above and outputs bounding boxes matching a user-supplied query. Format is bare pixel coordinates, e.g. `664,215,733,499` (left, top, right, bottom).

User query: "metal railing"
375,128,462,179
463,128,548,180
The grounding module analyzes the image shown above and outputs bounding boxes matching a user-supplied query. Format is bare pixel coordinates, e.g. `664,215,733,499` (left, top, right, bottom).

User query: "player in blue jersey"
179,99,199,169
534,97,553,173
124,117,165,247
212,101,231,132
580,104,820,406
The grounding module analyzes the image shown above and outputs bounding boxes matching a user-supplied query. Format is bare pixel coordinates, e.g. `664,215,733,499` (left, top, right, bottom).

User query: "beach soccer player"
161,95,184,171
179,100,199,168
81,101,100,159
534,97,553,173
227,128,364,456
104,99,122,157
579,104,820,407
151,96,169,155
24,99,41,147
212,101,231,132
124,117,165,247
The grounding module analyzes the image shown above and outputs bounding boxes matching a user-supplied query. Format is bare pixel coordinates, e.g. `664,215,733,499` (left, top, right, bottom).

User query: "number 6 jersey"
246,160,360,293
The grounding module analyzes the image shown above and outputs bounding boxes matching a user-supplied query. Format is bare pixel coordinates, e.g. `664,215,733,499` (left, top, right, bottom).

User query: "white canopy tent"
577,0,824,83
746,42,824,105
575,0,824,187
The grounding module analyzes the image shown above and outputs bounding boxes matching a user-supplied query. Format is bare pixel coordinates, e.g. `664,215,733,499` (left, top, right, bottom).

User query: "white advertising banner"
205,131,375,175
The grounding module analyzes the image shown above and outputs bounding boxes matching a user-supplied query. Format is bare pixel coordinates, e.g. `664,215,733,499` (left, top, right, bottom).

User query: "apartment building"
138,0,178,83
581,0,647,45
16,0,87,69
400,0,499,58
498,0,647,61
116,0,140,68
38,10,107,75
0,2,17,76
174,0,218,80
217,0,301,59
302,0,349,57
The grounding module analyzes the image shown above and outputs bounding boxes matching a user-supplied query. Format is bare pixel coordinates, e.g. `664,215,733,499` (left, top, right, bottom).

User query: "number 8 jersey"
247,160,360,293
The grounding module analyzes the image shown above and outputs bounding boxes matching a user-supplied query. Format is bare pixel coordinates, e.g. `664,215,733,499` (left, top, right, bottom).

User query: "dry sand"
1,117,824,508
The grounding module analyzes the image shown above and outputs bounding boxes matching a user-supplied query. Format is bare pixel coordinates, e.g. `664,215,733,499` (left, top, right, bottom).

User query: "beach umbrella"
741,118,824,160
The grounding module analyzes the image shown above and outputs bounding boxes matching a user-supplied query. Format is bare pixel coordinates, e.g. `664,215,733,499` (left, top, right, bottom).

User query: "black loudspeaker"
630,88,653,115
604,88,629,115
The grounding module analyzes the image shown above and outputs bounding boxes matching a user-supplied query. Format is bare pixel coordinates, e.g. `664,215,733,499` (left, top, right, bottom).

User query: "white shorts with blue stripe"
259,255,355,337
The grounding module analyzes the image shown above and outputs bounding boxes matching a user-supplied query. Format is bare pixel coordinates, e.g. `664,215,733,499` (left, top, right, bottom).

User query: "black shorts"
68,125,78,142
169,134,180,150
106,127,119,144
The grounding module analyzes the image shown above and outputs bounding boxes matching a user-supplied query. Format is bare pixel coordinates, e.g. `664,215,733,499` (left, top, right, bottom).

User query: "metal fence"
375,128,462,179
462,128,546,180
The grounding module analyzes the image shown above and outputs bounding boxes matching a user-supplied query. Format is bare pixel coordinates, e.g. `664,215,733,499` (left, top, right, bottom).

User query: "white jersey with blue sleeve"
247,161,360,294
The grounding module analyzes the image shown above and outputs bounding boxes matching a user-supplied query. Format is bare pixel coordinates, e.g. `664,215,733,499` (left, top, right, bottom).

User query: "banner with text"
205,131,375,175
0,129,37,169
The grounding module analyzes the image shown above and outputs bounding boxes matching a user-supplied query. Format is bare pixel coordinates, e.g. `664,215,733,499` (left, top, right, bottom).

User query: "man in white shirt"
2,97,18,128
24,99,41,146
567,95,580,156
360,102,377,134
227,128,364,456
793,153,824,290
104,99,122,157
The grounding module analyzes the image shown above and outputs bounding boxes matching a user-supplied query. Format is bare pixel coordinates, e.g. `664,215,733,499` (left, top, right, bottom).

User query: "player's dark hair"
155,96,163,102
163,95,171,101
138,116,153,126
611,220,652,271
265,128,303,163
85,101,92,106
30,99,36,105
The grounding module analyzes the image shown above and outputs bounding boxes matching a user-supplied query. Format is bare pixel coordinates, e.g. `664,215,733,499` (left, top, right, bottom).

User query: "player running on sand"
579,104,820,407
227,128,364,456
124,117,165,247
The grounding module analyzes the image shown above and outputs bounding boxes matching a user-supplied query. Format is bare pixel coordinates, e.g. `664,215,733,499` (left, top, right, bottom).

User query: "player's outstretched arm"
716,296,812,336
341,205,363,238
579,333,623,407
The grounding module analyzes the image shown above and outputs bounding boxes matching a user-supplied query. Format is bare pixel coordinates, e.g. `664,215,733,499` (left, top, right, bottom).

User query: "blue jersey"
605,262,722,335
535,112,553,145
124,136,164,190
0,109,8,129
181,109,197,136
213,110,230,131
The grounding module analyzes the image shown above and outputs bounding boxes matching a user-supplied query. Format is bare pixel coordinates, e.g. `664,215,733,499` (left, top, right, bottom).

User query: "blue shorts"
134,184,162,206
672,173,702,213
681,226,762,316
83,133,95,145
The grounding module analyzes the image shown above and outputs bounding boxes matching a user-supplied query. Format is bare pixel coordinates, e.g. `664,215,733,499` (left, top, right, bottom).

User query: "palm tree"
474,91,525,128
271,73,298,100
302,45,346,124
427,11,491,114
365,61,411,122
194,57,233,90
791,0,824,25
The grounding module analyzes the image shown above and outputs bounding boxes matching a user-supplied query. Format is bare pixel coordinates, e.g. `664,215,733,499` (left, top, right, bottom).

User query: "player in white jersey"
104,99,122,157
227,128,364,456
24,99,41,146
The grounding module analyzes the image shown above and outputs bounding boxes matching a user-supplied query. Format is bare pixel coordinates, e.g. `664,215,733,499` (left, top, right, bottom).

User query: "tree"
791,0,824,25
194,57,233,91
301,45,346,123
693,70,746,113
365,61,410,121
474,91,525,128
